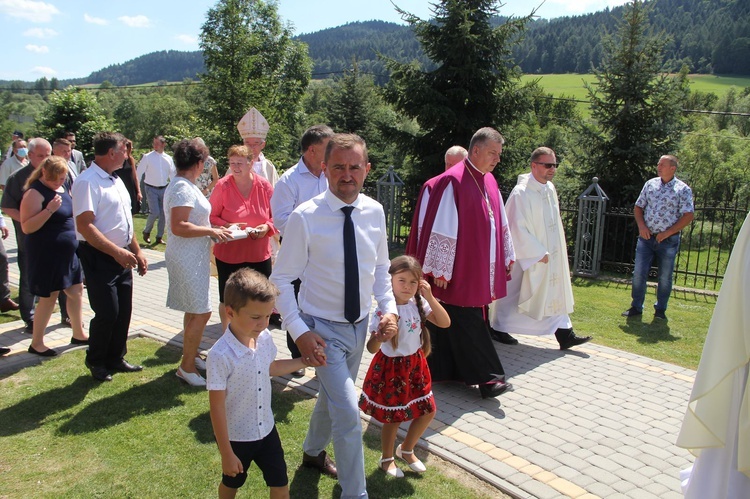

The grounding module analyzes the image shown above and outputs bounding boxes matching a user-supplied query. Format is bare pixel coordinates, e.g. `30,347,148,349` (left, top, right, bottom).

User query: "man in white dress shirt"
489,147,592,350
137,135,175,245
270,133,398,498
271,124,333,373
73,132,148,382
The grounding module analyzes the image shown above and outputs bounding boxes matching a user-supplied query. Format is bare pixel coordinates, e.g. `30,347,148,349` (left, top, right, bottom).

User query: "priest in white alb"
676,211,750,499
489,147,592,350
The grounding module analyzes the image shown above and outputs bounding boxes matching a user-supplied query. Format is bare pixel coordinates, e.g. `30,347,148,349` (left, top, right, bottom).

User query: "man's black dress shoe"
479,381,512,399
555,328,592,350
108,360,144,373
28,345,58,357
490,328,519,345
155,237,165,245
23,321,33,333
0,346,10,355
291,368,305,378
142,232,151,244
653,310,667,320
302,450,338,478
90,365,113,382
621,307,642,317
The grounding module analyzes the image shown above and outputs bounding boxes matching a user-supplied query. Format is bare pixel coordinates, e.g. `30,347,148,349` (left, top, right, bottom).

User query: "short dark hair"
301,125,334,153
468,127,505,153
324,133,368,164
530,147,555,163
53,138,71,148
93,132,125,156
224,268,279,312
172,139,208,171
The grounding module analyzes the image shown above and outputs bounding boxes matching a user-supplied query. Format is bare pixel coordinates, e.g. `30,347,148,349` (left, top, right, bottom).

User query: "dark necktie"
342,206,359,323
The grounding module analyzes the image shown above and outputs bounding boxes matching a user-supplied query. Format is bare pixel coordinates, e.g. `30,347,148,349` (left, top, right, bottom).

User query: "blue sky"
0,0,630,82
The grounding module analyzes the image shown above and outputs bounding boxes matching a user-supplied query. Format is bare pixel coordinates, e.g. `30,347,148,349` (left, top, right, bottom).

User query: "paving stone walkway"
0,220,696,498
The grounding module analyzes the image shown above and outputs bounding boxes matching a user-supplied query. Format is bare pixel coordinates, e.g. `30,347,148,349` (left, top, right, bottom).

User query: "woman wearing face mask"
0,140,28,189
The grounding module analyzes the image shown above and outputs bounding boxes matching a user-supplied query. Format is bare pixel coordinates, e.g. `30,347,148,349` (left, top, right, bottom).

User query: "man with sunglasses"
489,147,592,350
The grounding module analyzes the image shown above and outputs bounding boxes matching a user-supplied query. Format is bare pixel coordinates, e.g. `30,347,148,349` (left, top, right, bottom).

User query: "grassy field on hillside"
521,74,750,115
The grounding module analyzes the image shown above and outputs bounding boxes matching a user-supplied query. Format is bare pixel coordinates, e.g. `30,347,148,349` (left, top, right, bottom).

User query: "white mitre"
237,107,270,140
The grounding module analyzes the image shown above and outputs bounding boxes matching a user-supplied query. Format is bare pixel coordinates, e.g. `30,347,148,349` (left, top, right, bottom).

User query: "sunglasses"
534,161,559,169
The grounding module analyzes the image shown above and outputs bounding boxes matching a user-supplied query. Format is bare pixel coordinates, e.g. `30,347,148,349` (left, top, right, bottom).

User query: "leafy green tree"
33,87,115,159
382,0,534,183
581,0,689,204
199,0,311,164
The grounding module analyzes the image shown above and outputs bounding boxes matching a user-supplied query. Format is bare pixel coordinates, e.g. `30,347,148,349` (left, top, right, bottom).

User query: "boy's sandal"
378,456,404,478
396,444,427,473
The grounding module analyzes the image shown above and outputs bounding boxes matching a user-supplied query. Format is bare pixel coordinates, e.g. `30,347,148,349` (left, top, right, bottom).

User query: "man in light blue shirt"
271,124,333,372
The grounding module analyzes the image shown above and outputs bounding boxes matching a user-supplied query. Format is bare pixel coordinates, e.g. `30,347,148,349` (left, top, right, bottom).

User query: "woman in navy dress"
20,156,86,356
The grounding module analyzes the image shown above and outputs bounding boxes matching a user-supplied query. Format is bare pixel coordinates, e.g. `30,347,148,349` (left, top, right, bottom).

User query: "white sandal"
379,456,404,478
177,367,206,387
396,444,427,473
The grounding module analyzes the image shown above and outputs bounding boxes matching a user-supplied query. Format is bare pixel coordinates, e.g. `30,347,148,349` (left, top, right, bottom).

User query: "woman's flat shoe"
28,346,58,357
70,337,89,345
396,444,426,473
176,367,206,387
378,456,404,478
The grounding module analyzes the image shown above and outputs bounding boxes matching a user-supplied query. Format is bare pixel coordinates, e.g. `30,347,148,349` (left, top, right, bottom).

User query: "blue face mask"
16,148,28,158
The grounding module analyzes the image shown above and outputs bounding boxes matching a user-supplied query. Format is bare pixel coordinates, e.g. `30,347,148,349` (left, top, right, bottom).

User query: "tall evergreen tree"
383,0,533,182
199,0,311,162
581,0,689,204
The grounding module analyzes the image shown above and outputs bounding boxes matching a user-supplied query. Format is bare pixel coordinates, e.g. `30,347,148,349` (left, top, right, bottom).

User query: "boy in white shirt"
207,268,323,498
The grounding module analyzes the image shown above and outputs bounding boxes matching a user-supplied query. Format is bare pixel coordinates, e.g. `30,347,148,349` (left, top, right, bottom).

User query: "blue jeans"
143,184,166,237
630,234,681,312
300,313,368,499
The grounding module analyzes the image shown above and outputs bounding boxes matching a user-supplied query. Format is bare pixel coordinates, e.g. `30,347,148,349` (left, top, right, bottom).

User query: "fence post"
573,177,609,277
376,165,404,249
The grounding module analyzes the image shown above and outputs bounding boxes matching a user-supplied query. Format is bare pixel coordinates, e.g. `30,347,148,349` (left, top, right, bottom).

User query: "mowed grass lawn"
570,277,715,370
0,339,501,499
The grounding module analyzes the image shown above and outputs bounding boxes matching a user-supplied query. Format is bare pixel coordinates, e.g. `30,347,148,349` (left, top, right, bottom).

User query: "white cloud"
118,15,152,28
84,13,108,26
23,27,58,38
175,34,196,44
31,66,56,76
0,0,59,23
25,44,48,53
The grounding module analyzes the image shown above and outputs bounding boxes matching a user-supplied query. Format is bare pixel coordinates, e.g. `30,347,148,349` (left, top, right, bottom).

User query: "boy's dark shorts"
222,426,288,489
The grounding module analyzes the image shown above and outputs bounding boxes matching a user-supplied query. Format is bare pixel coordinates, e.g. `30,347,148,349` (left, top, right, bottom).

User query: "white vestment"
677,211,750,498
490,173,574,335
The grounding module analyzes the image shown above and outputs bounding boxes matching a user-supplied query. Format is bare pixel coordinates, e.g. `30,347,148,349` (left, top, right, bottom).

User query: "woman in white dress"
164,139,232,386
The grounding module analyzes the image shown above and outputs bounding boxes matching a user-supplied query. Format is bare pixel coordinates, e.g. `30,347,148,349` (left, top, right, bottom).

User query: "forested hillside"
85,50,205,85
516,0,750,74
1,0,747,89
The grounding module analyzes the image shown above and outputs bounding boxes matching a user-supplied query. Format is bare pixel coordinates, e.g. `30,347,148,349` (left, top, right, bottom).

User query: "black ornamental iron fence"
386,177,747,292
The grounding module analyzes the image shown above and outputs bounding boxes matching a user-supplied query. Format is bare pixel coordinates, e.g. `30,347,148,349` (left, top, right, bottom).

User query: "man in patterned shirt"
622,155,694,321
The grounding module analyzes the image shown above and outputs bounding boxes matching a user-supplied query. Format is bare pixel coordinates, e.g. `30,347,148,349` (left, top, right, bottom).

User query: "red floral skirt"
358,349,436,423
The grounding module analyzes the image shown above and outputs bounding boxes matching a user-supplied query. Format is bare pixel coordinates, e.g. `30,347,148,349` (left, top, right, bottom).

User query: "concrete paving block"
518,478,563,499
456,446,493,466
584,481,618,498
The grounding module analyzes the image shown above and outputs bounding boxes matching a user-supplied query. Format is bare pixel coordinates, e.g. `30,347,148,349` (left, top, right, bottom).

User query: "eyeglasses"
533,161,559,169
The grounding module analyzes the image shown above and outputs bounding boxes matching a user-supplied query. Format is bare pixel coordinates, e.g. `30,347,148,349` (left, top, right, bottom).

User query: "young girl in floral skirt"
358,255,450,477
